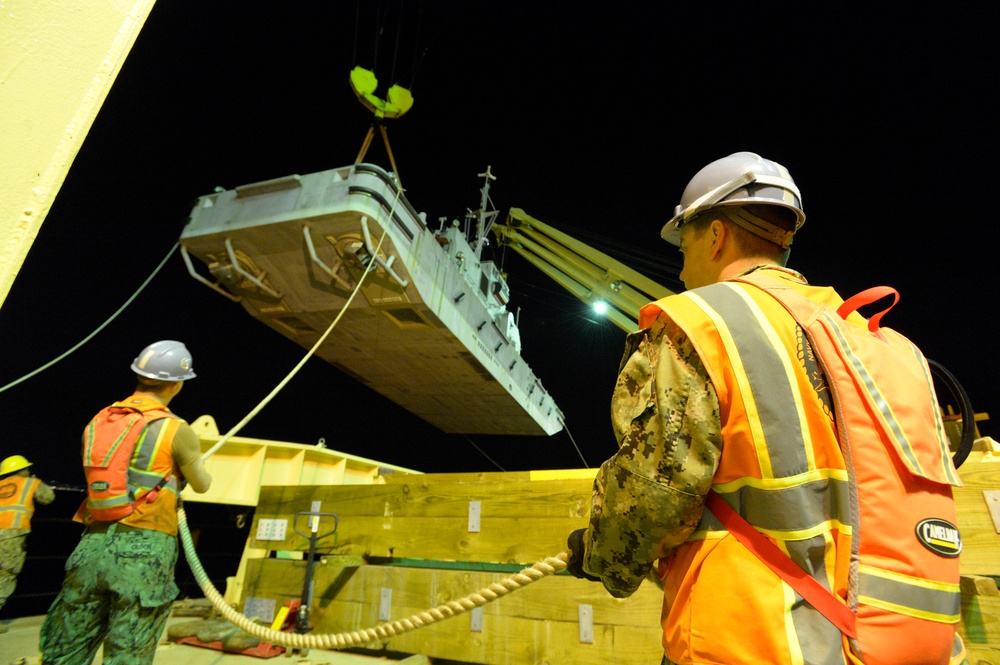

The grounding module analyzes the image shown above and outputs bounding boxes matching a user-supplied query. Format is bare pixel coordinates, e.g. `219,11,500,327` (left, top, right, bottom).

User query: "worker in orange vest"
40,340,212,665
566,152,967,665
0,454,55,614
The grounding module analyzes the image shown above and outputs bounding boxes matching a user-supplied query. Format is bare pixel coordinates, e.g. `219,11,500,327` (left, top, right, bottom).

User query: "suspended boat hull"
179,163,563,436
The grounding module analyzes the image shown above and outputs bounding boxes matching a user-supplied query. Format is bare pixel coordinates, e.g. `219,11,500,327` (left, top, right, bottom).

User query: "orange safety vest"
75,395,185,536
0,475,42,530
643,268,963,665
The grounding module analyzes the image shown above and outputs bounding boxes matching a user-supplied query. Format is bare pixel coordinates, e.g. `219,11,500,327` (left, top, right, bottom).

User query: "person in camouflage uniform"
40,341,212,665
565,153,969,665
566,313,723,596
0,455,55,613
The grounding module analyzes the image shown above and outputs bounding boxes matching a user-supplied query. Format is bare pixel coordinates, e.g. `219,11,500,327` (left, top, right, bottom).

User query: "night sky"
2,3,997,487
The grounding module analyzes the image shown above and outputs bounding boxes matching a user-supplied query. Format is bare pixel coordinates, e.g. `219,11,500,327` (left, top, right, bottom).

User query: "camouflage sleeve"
583,312,722,598
33,479,56,505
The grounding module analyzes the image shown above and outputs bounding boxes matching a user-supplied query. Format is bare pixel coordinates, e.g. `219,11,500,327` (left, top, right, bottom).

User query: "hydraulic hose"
927,358,976,469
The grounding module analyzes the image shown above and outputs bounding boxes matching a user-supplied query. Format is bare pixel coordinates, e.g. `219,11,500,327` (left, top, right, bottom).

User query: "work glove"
566,528,601,582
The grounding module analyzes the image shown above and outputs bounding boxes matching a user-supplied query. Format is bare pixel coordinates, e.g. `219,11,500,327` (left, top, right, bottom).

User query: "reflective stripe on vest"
688,281,961,625
129,418,179,493
118,416,182,535
818,308,959,486
859,565,961,623
685,282,846,537
0,476,40,529
647,273,961,663
652,281,848,662
113,395,183,535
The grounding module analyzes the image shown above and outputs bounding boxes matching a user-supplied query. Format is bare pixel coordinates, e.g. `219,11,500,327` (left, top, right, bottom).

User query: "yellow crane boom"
493,208,675,332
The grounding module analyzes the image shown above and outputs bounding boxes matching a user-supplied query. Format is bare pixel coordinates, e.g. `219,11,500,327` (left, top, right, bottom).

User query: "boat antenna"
471,165,499,259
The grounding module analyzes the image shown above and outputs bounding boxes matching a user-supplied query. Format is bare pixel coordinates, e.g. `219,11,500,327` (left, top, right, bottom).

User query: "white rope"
0,243,179,394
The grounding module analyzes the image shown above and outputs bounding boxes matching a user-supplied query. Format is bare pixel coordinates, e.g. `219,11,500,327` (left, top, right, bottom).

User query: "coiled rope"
176,179,575,650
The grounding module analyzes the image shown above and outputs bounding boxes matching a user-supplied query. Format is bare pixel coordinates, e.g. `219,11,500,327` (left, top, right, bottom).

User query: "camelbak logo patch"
915,518,962,557
90,481,110,493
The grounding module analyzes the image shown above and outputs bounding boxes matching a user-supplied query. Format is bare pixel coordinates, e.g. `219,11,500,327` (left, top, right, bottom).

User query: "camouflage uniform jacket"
582,266,808,599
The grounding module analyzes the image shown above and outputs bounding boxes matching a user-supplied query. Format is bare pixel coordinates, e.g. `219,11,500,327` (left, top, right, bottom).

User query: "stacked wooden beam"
955,440,1000,662
243,470,665,664
240,450,1000,664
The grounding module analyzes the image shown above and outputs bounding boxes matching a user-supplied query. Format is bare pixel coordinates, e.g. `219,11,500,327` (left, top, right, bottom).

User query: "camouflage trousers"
0,529,29,611
39,524,180,665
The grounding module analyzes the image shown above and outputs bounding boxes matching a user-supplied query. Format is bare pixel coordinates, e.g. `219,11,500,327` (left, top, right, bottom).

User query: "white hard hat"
661,152,805,248
131,340,196,381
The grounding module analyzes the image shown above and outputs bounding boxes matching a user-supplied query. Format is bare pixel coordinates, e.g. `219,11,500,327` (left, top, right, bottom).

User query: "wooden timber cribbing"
237,455,1000,664
243,470,665,664
241,558,664,665
959,575,1000,663
250,472,595,562
954,450,1000,576
954,446,1000,660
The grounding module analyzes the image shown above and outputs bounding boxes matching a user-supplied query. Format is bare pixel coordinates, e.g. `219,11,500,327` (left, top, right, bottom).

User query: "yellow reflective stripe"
684,290,775,478
760,518,852,542
781,582,807,665
16,478,36,504
819,311,925,476
859,564,960,594
727,285,819,472
714,467,849,493
950,634,967,664
858,595,960,624
128,469,167,490
148,418,173,467
685,528,723,541
128,418,178,494
88,495,132,508
0,506,29,528
710,477,853,534
859,565,961,623
690,516,852,542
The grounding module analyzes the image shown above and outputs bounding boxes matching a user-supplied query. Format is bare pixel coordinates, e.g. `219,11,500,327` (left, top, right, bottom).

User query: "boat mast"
471,165,499,259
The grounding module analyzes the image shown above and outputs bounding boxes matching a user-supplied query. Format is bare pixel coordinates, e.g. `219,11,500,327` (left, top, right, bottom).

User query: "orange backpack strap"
706,491,858,638
80,402,178,523
836,285,899,333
